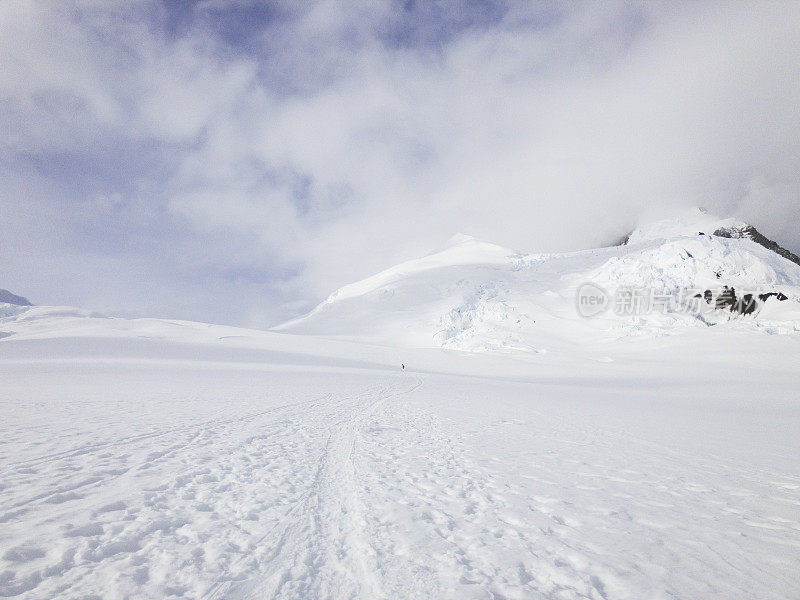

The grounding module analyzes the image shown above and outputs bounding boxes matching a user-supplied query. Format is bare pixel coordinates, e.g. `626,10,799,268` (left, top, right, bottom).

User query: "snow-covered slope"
623,208,747,245
277,209,800,351
275,234,535,350
3,219,800,599
0,289,32,306
3,286,800,599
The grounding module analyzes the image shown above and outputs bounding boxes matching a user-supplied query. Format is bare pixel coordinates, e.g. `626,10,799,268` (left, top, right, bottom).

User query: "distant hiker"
401,364,405,370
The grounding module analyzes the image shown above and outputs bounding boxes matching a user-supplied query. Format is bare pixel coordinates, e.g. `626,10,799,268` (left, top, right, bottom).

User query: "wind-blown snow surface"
1,304,800,599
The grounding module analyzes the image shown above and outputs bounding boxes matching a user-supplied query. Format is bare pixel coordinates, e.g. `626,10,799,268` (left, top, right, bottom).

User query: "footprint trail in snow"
2,355,799,600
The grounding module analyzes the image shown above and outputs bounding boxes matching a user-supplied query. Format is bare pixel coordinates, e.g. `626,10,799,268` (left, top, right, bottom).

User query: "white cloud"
1,0,799,326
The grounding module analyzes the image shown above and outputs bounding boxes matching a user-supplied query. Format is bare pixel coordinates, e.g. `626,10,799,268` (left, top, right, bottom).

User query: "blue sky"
1,1,799,327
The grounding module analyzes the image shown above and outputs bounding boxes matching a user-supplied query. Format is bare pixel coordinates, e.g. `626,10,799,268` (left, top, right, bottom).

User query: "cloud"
1,0,799,327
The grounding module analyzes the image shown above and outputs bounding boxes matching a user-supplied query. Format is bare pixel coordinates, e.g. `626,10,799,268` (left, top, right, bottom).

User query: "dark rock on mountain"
698,286,789,317
735,293,758,316
715,286,737,311
758,291,788,302
0,289,32,306
612,233,631,247
713,225,800,267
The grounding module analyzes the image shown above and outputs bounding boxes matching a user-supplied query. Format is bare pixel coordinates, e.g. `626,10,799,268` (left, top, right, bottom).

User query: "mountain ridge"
0,289,32,306
712,224,800,267
276,209,800,351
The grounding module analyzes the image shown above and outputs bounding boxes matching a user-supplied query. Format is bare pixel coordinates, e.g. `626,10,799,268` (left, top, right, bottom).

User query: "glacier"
1,210,799,599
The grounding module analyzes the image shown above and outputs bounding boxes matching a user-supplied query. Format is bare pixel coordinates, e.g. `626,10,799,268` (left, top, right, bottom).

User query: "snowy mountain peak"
0,289,32,306
279,234,516,329
624,208,800,268
428,233,516,260
712,224,800,267
444,232,477,246
277,211,800,350
625,208,746,245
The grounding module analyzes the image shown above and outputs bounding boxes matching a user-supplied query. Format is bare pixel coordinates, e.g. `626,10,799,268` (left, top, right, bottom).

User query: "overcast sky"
1,1,799,327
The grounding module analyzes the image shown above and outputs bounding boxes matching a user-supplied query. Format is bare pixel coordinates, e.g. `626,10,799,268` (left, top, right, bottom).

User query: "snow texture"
278,208,800,350
1,211,800,599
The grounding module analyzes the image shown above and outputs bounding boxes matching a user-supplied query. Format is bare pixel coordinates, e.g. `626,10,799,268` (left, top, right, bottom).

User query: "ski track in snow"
1,361,800,599
4,210,800,599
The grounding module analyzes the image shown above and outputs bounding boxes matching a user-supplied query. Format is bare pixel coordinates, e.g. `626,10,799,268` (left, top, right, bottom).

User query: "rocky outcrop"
696,285,788,316
758,291,788,302
0,289,32,306
713,225,800,267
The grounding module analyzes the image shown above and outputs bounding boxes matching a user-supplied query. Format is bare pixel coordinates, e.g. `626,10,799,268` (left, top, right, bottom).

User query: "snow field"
1,341,799,599
2,209,800,598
